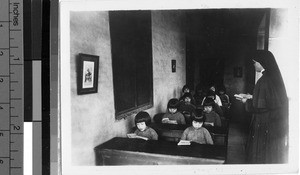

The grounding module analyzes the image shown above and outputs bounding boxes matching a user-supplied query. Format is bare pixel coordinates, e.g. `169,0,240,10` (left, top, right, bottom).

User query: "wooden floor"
226,121,248,164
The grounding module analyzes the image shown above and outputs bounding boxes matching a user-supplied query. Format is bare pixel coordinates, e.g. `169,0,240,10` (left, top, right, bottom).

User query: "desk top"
95,137,226,161
150,123,228,135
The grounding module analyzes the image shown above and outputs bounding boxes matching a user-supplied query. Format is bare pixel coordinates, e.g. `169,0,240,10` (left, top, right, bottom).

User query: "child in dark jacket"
193,84,207,107
180,113,213,144
178,93,196,125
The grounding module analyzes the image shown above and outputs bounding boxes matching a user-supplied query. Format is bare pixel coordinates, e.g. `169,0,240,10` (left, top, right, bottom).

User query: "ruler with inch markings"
0,0,24,174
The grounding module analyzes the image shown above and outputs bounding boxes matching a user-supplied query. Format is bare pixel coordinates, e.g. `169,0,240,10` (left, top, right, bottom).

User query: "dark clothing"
245,73,288,163
179,93,196,105
178,102,196,125
219,94,230,108
194,94,205,107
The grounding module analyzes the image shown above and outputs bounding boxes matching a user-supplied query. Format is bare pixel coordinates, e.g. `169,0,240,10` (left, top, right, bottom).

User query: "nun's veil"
252,50,288,100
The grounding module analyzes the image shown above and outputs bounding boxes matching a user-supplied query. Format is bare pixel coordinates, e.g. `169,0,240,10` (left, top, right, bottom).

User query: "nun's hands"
234,93,252,103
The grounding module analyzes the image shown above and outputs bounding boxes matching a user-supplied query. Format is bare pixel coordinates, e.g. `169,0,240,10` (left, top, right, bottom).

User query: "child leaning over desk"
180,112,213,145
162,98,186,125
133,111,158,140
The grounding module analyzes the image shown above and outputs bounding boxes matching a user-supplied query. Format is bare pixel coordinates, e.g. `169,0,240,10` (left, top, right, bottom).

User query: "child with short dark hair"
162,98,186,124
179,85,195,104
203,98,222,127
178,93,196,125
202,90,224,118
133,111,158,140
180,113,213,144
218,86,230,109
202,88,222,107
182,84,190,94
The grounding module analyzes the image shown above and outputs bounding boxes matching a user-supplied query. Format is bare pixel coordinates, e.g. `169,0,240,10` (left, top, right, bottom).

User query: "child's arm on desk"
127,133,149,140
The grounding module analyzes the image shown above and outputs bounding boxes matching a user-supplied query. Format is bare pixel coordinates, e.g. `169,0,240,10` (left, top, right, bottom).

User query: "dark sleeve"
214,103,223,117
215,113,222,127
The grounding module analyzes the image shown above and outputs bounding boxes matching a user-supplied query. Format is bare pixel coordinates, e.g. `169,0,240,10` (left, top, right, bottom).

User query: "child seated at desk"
178,93,196,125
202,86,222,107
130,111,158,140
162,98,186,125
179,85,195,105
203,98,222,127
202,90,224,118
180,114,213,144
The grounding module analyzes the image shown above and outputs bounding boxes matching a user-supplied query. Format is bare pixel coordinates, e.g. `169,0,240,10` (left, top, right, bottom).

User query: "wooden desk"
94,137,226,165
150,123,228,146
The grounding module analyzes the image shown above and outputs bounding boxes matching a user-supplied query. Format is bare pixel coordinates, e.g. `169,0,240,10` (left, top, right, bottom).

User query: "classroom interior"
18,0,299,173
65,8,296,166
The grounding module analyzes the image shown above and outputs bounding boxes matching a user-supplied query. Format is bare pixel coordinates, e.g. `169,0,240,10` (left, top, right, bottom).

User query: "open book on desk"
177,140,191,146
127,133,149,140
162,118,178,124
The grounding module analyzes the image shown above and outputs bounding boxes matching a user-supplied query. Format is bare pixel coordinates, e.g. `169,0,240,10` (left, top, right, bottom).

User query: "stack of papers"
177,140,191,146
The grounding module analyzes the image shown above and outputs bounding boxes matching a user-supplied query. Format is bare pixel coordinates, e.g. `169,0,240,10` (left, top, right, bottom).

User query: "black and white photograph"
59,1,299,175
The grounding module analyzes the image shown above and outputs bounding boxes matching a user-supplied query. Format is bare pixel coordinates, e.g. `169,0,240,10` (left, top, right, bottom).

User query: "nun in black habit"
235,50,289,164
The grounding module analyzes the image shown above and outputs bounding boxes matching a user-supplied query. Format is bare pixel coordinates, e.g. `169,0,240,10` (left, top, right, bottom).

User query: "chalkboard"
109,11,153,118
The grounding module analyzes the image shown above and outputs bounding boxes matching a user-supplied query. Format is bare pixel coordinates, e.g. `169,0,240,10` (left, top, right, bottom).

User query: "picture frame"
77,53,99,95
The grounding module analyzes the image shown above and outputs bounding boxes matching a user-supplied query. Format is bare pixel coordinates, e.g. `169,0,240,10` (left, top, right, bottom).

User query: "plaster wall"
70,11,129,165
69,10,186,165
147,11,186,115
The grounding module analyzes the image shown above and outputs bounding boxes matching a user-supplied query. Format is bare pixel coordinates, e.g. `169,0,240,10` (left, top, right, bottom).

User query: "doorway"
186,9,268,124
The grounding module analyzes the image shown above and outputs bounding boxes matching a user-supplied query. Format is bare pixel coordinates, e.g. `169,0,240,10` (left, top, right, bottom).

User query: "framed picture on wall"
77,53,99,95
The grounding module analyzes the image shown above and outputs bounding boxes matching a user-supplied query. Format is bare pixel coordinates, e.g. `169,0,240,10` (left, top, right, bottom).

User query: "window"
109,11,153,119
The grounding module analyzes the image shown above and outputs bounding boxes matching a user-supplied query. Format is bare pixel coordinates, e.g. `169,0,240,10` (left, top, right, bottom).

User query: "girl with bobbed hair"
162,98,186,124
133,111,158,140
